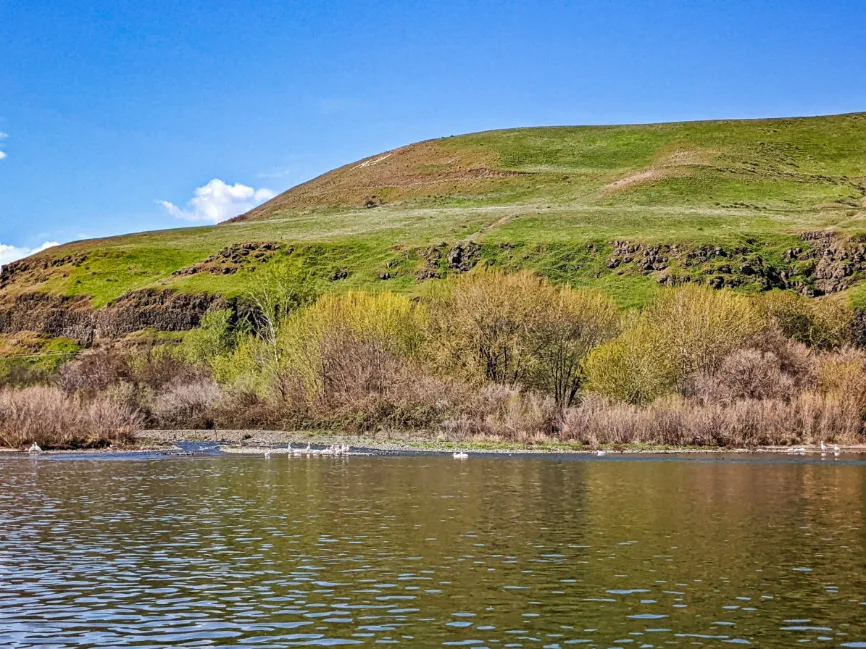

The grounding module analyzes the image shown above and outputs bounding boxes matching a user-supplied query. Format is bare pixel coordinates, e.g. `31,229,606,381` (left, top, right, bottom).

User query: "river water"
1,451,864,648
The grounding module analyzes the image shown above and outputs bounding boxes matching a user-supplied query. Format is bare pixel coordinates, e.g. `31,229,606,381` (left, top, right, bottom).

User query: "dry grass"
0,386,141,449
150,379,221,429
560,393,863,447
439,385,558,442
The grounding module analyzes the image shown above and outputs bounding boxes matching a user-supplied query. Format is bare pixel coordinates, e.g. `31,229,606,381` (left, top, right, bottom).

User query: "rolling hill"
2,112,866,347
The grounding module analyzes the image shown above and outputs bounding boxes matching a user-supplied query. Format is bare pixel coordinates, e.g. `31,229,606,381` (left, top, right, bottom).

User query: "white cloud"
158,179,276,223
0,241,60,266
0,132,7,161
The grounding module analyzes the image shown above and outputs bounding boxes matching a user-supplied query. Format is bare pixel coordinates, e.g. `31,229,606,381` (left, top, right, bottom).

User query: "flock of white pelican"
265,443,352,458
787,441,841,457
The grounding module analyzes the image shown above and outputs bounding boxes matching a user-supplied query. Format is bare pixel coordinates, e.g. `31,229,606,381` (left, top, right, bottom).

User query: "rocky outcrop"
172,242,281,277
0,253,88,289
415,241,482,280
0,293,96,345
0,289,227,345
447,241,482,272
95,290,228,339
607,241,678,273
606,232,866,295
784,232,866,295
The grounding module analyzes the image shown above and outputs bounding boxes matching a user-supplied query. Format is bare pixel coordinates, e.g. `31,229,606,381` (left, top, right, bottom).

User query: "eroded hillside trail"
467,211,520,242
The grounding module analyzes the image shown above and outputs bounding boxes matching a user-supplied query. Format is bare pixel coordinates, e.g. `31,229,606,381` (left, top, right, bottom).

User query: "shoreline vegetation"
2,270,866,451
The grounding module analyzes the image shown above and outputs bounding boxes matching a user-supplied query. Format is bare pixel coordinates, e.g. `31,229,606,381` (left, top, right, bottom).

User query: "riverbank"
137,429,866,455
4,429,864,456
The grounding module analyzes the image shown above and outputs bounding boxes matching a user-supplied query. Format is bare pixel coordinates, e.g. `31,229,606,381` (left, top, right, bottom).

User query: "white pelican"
596,450,606,457
264,449,271,459
453,451,468,460
834,444,841,457
28,442,42,454
304,444,312,456
820,441,827,454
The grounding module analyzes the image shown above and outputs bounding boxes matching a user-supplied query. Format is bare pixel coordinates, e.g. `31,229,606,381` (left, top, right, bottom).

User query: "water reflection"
1,453,864,647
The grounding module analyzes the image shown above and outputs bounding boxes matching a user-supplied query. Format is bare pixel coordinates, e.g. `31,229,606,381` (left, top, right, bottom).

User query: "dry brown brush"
0,386,141,449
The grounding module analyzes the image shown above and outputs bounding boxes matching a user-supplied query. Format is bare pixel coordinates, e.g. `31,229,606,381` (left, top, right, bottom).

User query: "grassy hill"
3,112,866,323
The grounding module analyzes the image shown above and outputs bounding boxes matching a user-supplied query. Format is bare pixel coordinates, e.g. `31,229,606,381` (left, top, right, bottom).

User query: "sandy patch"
600,169,666,193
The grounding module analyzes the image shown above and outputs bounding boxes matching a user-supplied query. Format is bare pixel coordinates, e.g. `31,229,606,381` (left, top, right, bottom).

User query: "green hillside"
3,112,866,315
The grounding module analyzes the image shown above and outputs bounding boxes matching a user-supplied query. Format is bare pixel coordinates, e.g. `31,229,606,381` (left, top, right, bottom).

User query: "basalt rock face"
606,232,866,296
95,290,229,339
0,289,227,345
0,293,96,346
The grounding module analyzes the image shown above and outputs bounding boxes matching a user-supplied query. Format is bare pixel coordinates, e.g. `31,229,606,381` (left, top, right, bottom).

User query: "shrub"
460,384,559,440
300,337,450,433
581,317,673,405
429,270,619,403
246,264,318,364
55,348,133,396
129,346,204,391
229,291,442,432
211,387,283,430
150,379,222,429
690,348,797,403
816,347,866,419
584,286,762,404
428,270,543,386
181,308,240,366
758,291,854,349
0,361,51,389
525,287,620,406
275,291,427,391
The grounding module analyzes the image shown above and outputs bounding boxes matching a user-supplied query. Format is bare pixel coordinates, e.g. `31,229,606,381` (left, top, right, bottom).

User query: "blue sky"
1,0,864,263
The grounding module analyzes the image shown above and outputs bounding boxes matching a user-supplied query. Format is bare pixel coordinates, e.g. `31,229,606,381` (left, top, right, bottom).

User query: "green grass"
0,334,81,384
4,112,866,309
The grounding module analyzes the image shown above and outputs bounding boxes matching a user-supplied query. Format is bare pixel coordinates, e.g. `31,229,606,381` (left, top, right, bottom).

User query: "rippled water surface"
1,451,864,648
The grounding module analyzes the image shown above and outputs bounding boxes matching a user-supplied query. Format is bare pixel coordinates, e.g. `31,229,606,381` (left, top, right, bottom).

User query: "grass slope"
4,112,866,309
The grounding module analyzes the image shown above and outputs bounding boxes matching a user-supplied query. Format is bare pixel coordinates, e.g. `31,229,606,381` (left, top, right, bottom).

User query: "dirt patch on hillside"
600,148,717,195
600,169,667,193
